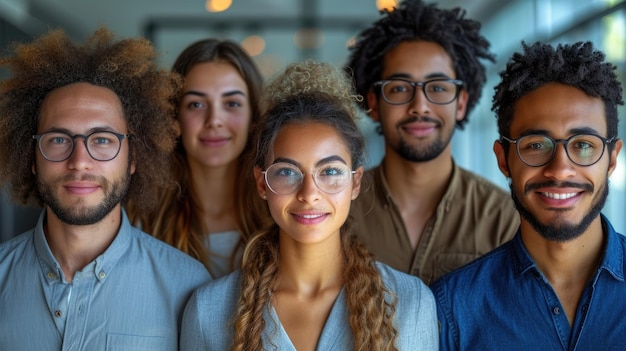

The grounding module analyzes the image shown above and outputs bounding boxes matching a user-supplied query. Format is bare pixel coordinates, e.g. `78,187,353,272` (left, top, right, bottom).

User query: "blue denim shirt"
0,210,211,351
432,215,625,351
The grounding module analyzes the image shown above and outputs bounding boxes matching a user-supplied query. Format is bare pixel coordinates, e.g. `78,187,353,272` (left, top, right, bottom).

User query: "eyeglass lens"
264,162,353,195
36,131,125,162
515,134,606,166
381,79,460,105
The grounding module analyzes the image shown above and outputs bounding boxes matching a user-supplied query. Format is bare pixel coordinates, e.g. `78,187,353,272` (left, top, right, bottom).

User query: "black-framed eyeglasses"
33,131,131,162
373,78,464,105
262,162,356,195
501,134,615,167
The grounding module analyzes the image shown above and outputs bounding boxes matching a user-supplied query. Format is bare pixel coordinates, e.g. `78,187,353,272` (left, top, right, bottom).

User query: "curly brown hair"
0,27,181,213
231,61,399,351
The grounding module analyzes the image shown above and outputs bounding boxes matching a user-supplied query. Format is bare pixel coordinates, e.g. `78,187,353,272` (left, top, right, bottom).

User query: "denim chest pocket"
106,333,167,351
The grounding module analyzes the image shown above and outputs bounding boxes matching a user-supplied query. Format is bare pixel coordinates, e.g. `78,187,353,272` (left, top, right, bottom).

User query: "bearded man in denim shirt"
432,41,625,350
0,28,211,350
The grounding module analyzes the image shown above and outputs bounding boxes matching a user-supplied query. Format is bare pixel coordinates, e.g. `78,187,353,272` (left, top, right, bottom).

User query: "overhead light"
376,0,397,11
206,0,232,13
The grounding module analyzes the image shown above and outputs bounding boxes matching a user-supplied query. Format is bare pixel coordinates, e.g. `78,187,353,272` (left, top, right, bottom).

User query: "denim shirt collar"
34,209,132,284
511,214,624,282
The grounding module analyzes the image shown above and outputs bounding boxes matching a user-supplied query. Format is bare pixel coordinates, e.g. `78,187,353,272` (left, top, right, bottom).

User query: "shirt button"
552,306,561,315
98,271,106,279
54,310,62,318
47,272,57,279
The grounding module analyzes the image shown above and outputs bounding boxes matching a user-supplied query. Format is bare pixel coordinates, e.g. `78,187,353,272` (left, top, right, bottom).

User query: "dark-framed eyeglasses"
372,78,464,105
262,162,356,195
501,133,615,167
33,131,131,162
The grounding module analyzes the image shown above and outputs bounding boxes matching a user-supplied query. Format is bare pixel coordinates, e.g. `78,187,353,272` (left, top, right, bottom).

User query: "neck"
44,205,122,282
188,161,239,232
521,216,605,284
381,149,453,211
276,232,345,295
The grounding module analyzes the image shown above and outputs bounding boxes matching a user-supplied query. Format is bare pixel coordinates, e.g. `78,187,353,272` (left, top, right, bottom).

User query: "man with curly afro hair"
345,0,519,284
432,41,625,350
0,27,210,350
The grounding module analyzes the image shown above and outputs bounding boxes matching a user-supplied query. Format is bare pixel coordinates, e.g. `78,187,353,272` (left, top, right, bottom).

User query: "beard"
391,115,454,163
37,165,132,226
509,179,608,242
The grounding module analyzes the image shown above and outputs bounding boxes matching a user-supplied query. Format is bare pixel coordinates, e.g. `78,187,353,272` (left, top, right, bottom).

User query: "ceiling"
1,0,511,73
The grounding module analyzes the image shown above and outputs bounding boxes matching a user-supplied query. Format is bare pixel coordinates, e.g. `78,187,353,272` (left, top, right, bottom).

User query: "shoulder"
456,166,511,198
376,262,432,301
186,271,241,323
126,226,211,279
431,240,513,296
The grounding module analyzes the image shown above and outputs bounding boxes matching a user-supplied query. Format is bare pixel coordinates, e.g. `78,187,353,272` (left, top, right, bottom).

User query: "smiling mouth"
295,213,326,219
540,192,579,200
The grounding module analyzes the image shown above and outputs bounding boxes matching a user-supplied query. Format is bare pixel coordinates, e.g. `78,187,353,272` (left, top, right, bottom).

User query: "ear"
253,166,268,199
130,149,136,175
32,163,36,175
607,138,623,177
493,140,511,178
455,90,469,123
366,91,381,123
351,166,364,200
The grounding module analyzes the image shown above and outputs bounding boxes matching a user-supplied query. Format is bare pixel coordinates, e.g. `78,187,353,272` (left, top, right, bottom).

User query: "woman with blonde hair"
181,60,437,350
127,39,267,278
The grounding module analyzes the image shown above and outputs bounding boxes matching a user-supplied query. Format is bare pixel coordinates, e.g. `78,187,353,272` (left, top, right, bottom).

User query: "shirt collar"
511,214,624,282
35,209,132,284
373,159,460,212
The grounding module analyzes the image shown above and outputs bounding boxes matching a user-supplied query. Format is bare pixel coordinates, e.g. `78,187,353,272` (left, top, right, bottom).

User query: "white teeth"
542,192,577,200
299,214,323,219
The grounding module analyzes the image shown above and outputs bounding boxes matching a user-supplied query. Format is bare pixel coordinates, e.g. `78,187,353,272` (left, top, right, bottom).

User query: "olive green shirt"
350,161,519,285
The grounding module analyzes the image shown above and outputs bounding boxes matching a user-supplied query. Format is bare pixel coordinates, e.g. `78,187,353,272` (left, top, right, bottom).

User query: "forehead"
183,61,247,92
38,82,126,133
511,83,607,137
381,40,455,79
272,123,351,164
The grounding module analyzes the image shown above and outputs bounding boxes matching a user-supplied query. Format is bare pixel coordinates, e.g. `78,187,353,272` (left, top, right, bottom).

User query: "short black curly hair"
492,41,623,152
0,27,181,212
345,0,495,129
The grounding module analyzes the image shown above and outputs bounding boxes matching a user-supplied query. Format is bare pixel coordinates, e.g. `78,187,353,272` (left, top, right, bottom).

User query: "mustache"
524,181,593,194
59,173,103,183
398,115,441,127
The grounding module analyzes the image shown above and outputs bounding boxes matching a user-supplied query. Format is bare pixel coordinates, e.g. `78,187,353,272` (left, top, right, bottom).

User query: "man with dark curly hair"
432,41,625,350
0,28,211,350
345,0,519,284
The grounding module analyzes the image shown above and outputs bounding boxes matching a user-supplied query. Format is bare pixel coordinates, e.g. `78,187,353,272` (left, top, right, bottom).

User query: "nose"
296,173,322,203
408,85,431,116
204,105,224,128
543,143,576,180
66,137,93,170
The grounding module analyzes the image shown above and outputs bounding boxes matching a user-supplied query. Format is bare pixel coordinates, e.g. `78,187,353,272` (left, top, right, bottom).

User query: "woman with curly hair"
126,39,267,278
180,60,438,350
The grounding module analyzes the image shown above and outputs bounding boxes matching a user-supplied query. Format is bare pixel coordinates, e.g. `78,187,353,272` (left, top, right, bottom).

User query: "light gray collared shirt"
0,209,211,351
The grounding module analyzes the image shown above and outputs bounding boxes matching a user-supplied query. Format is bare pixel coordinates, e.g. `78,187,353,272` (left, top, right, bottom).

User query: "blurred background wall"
1,0,625,242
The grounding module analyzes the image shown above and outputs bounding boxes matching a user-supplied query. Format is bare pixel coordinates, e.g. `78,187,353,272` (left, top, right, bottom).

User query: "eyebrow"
385,72,453,81
39,126,122,135
272,155,348,169
518,126,603,138
182,89,246,98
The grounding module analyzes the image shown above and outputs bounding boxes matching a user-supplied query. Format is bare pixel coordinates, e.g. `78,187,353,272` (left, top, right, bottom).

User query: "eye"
226,100,243,108
186,101,204,110
385,81,411,94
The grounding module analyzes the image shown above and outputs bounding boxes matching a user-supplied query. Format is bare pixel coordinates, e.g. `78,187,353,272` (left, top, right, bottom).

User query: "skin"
366,40,468,248
33,82,135,282
493,82,622,326
178,61,252,232
253,122,363,351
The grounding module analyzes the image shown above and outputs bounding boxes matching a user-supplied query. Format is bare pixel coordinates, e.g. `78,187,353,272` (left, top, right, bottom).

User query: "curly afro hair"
0,27,181,212
493,41,623,151
345,0,495,129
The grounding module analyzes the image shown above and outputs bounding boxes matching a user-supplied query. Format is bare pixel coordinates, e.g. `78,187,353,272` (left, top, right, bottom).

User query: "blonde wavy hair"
231,61,399,351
